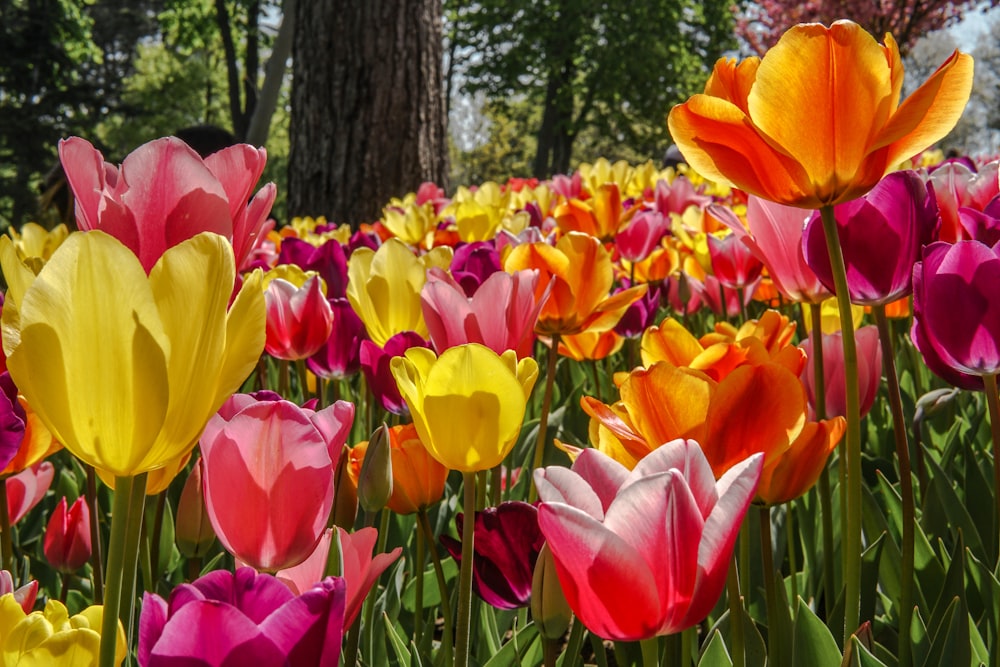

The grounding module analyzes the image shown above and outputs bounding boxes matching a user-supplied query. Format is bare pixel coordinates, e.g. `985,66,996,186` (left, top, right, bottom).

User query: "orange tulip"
348,423,448,515
667,21,973,208
554,184,632,240
504,232,646,337
557,329,623,361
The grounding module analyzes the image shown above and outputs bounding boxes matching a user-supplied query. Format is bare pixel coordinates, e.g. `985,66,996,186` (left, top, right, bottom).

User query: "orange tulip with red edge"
554,184,631,240
667,21,973,208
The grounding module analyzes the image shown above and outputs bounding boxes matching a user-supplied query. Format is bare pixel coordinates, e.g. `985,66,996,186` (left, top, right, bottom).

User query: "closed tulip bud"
175,458,215,559
331,444,358,529
531,543,571,640
357,424,393,513
43,496,91,574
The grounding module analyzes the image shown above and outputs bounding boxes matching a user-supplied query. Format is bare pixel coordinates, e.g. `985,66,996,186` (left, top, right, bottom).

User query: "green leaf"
482,622,540,667
922,597,971,667
860,532,885,628
401,559,458,610
698,631,733,667
846,636,889,667
924,456,984,559
384,612,411,666
792,597,842,667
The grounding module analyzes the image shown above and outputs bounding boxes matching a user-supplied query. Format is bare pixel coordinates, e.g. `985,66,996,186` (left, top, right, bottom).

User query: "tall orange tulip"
667,21,973,208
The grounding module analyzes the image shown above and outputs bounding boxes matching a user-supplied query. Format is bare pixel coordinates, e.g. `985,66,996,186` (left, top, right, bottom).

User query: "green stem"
60,572,72,604
819,204,862,643
295,358,309,403
981,374,1000,570
476,470,488,510
86,466,104,604
149,491,166,585
760,506,782,666
681,627,694,666
590,360,602,403
529,335,560,502
590,635,609,667
362,510,391,660
786,501,798,604
100,475,134,667
120,473,148,647
561,619,585,667
490,465,502,508
0,478,12,574
418,509,453,667
278,358,290,397
874,305,915,667
640,637,660,667
455,472,477,667
726,555,746,667
415,520,425,648
544,638,559,667
316,376,327,409
343,614,362,667
738,518,750,614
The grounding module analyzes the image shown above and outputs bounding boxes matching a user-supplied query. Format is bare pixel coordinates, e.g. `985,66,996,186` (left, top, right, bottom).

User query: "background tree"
287,0,449,226
735,0,998,55
449,0,737,177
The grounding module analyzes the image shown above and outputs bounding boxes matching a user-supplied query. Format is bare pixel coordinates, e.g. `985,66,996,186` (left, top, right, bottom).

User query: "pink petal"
533,466,606,521
624,439,718,519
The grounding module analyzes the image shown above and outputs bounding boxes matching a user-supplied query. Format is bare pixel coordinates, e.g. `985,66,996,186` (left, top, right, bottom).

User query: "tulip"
707,231,764,291
58,136,275,273
44,496,92,574
530,544,572,640
926,160,999,243
449,242,503,296
264,272,335,361
0,570,37,614
0,231,266,477
0,373,25,472
360,332,431,415
654,176,712,216
347,423,448,515
138,568,345,667
0,596,126,667
613,283,661,339
422,267,546,358
0,380,60,478
391,344,538,472
558,330,623,362
554,183,628,240
6,222,69,267
346,238,453,347
200,393,354,572
800,325,883,419
534,441,763,640
802,171,939,306
440,501,545,610
616,210,669,262
277,237,349,299
667,21,972,208
276,527,402,628
355,424,393,514
5,461,54,525
175,458,215,559
307,298,368,380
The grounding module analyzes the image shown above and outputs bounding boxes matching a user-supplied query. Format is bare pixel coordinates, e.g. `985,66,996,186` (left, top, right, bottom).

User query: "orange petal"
641,318,705,368
704,57,760,114
619,363,711,447
757,417,844,505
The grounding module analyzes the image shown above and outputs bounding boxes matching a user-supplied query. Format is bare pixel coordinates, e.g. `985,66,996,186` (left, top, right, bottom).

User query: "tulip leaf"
383,612,411,666
478,601,502,657
926,531,966,637
963,451,996,564
844,636,888,667
921,597,971,667
964,548,1000,632
482,622,539,667
859,532,885,627
924,456,984,560
792,597,842,667
697,630,733,667
401,559,458,610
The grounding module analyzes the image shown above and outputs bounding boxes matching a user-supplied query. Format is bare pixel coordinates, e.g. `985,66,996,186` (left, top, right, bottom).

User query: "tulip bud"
330,444,358,529
175,459,216,559
530,543,571,640
43,496,91,573
357,424,393,514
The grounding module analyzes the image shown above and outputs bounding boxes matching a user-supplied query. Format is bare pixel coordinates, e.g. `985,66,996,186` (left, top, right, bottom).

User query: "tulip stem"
455,472,477,667
120,473,148,647
418,509,453,667
295,359,309,403
86,466,105,604
0,478,12,575
726,555,746,667
874,305,916,667
490,465,502,507
414,520,425,648
808,301,836,621
819,204,862,643
562,618,585,667
150,491,166,585
278,359,290,397
760,506,783,666
529,335,560,502
640,637,660,667
100,475,134,667
981,373,1000,570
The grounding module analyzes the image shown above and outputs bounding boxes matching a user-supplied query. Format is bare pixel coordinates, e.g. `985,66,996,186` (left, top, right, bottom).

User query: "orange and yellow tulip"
667,20,973,208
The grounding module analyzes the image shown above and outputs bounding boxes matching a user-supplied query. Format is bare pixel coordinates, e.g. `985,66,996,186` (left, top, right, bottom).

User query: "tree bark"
288,0,449,226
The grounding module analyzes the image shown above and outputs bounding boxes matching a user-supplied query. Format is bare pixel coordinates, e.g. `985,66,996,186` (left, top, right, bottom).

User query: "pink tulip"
264,275,335,360
616,211,669,263
139,568,345,667
534,440,762,641
200,393,354,572
653,176,711,216
707,232,764,291
421,267,546,358
43,496,92,573
5,461,54,525
0,569,38,613
926,159,999,243
277,526,401,627
799,326,883,419
58,136,276,273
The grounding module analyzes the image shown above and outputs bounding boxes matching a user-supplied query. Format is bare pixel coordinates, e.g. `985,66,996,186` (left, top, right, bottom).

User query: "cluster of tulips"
1,17,999,667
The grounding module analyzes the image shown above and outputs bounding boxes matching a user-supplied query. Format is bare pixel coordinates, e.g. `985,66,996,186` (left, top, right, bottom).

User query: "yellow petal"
217,268,267,408
620,362,711,446
0,593,27,640
640,318,704,367
17,628,102,667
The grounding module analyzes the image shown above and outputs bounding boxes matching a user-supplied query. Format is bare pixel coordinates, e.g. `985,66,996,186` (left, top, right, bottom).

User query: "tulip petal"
626,439,718,518
534,465,607,521
149,600,287,666
568,448,630,513
621,363,712,448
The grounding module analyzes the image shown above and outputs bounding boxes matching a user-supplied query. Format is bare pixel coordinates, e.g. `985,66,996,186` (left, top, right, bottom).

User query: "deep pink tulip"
138,567,345,667
653,176,711,216
440,501,545,610
926,159,999,243
0,372,26,471
307,298,369,380
450,242,503,296
360,332,431,415
803,171,939,306
278,238,349,300
534,440,762,641
912,240,1000,380
799,326,883,419
421,267,545,358
707,232,764,291
58,136,276,273
264,275,335,361
5,461,54,525
614,282,662,339
200,394,354,572
616,211,668,263
730,196,830,304
43,496,91,574
0,569,37,613
277,526,402,628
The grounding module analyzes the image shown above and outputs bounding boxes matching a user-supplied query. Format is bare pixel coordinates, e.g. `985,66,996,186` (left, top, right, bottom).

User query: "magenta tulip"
799,326,883,419
278,238,349,300
926,159,999,243
200,393,354,572
803,170,938,306
653,176,711,216
912,240,1000,380
277,526,402,627
5,461,54,525
614,282,662,339
264,275,335,361
307,298,369,380
43,496,92,574
58,136,275,273
0,372,26,471
534,440,762,641
440,501,545,610
138,567,345,667
449,242,503,296
707,232,764,291
360,332,431,414
616,210,668,263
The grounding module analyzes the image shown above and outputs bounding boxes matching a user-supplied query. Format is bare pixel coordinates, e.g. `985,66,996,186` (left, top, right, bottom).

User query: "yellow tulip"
0,595,126,667
390,344,538,472
346,238,452,347
0,231,265,477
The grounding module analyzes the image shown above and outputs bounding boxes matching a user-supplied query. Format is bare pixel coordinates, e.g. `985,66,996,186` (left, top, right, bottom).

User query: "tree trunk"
288,0,449,226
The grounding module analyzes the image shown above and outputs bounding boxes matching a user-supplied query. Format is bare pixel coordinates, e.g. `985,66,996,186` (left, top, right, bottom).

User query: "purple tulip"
450,242,503,296
360,331,431,414
614,282,662,338
278,238,349,299
307,298,369,380
0,373,26,471
440,501,545,610
803,170,939,306
912,240,1000,384
138,568,346,667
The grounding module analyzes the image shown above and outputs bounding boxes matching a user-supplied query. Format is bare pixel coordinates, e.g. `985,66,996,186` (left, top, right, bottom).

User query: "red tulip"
43,496,91,573
264,274,335,361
